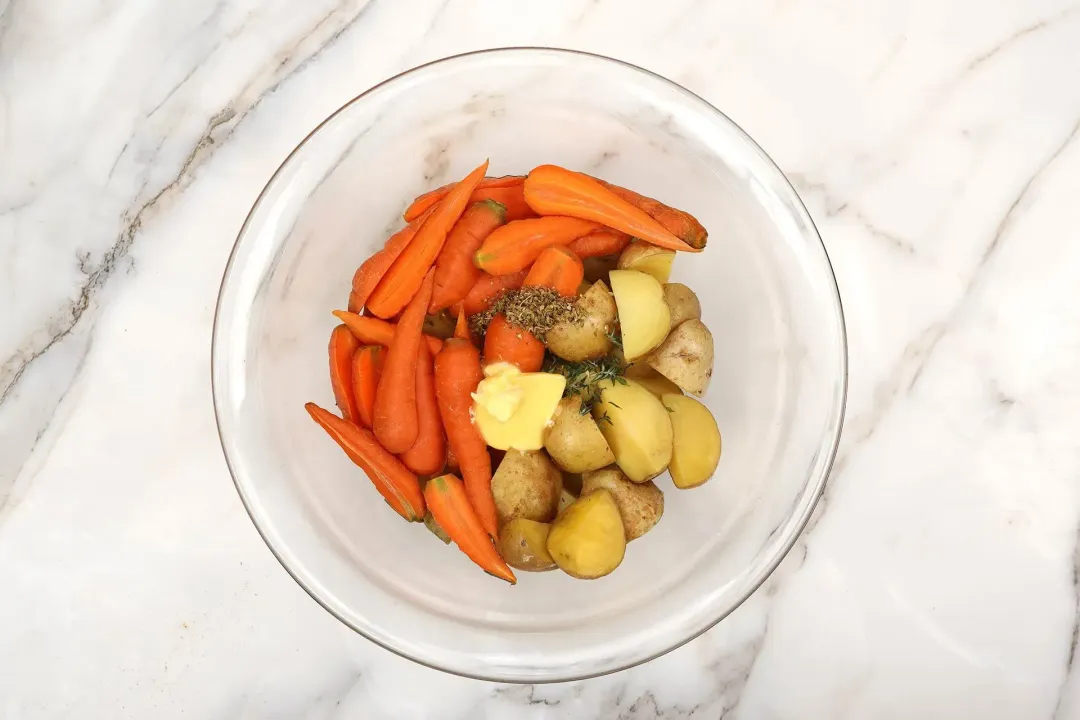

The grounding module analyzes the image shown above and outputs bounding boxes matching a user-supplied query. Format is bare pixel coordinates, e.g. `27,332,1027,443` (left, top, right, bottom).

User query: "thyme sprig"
544,353,627,416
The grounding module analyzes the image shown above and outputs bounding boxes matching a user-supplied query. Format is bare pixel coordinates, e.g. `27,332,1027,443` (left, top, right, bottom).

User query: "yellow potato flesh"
609,270,670,361
627,368,683,398
547,489,626,579
617,243,675,283
663,393,721,488
591,378,673,482
497,518,556,571
473,368,567,451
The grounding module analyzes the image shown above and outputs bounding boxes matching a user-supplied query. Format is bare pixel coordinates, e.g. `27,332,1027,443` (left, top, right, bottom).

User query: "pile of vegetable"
307,162,721,583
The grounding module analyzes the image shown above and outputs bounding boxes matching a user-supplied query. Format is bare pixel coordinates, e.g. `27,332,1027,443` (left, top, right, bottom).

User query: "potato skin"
646,319,714,396
544,396,616,473
491,450,563,525
617,242,675,283
545,281,617,362
591,378,673,483
547,489,626,579
497,518,556,571
664,393,721,489
662,283,702,331
581,467,664,540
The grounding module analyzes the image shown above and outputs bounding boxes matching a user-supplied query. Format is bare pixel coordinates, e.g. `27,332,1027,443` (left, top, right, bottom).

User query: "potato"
617,242,675,283
646,319,714,396
609,270,670,361
491,450,563,525
544,396,616,473
591,378,673,483
582,254,620,285
664,393,721,488
547,489,626,579
626,366,682,398
558,488,577,516
662,283,701,331
473,364,567,450
581,467,664,540
545,281,617,361
497,518,556,571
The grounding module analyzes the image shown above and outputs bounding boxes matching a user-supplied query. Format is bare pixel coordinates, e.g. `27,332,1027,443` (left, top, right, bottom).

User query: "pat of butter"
472,363,525,423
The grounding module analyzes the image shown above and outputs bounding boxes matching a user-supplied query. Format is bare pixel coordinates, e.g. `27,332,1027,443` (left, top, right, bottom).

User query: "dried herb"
470,286,582,341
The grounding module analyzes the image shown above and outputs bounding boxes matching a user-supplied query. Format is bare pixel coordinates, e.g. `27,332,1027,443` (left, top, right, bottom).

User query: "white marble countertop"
3,0,1080,717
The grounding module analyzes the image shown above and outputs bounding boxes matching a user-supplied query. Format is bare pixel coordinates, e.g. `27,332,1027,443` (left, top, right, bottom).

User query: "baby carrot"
430,199,507,313
374,269,436,454
567,228,632,259
404,175,524,222
351,206,435,310
332,311,443,356
523,164,700,253
368,161,489,318
351,345,383,428
305,402,425,521
329,324,361,422
424,474,515,584
434,338,499,537
483,314,545,372
460,270,528,316
523,245,584,297
399,340,446,476
596,179,708,249
474,216,599,275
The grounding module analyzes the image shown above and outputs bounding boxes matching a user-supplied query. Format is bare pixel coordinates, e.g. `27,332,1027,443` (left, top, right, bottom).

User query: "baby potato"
591,378,673,483
617,242,675,283
497,518,556,571
664,393,721,488
581,467,664,540
544,396,616,473
558,488,577,516
662,283,702,331
491,450,563,525
547,489,626,579
624,365,683,398
609,270,671,361
646,319,714,396
545,280,618,362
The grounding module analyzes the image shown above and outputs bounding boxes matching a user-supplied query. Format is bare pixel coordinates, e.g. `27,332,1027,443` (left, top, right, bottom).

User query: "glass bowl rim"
211,45,849,683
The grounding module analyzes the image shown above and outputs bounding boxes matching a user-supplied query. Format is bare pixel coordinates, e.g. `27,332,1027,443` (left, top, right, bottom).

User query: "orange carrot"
567,228,632,259
446,443,461,473
523,165,700,253
368,161,489,318
305,402,425,521
351,206,435,309
374,269,436,453
404,175,524,222
595,179,708,249
523,245,584,297
351,346,383,428
332,311,443,356
454,306,470,340
474,216,600,275
399,340,446,476
460,270,528,316
434,338,499,537
329,325,361,422
483,314,545,372
424,474,515,584
430,200,507,313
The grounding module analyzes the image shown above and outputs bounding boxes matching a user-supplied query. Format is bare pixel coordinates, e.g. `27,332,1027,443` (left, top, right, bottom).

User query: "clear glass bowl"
212,48,847,682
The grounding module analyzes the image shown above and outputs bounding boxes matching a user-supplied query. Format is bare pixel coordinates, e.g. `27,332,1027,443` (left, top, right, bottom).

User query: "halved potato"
491,450,563,525
646,319,714,396
664,393,721,488
609,270,670,361
497,518,556,571
473,364,567,450
591,378,673,482
544,396,616,473
547,489,626,579
662,283,701,331
581,466,664,540
545,280,617,362
617,242,675,283
626,366,683,398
